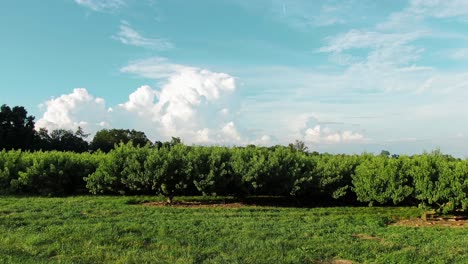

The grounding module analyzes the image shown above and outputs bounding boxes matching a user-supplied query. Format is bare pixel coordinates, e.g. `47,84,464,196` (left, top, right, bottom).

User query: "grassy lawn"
0,196,466,264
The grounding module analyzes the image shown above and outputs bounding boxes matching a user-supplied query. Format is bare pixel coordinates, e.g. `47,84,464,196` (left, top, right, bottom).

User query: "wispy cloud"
113,21,173,50
318,30,423,54
120,57,193,79
74,0,125,12
276,1,349,29
378,0,468,30
232,0,351,30
314,28,431,93
309,4,347,27
449,48,468,60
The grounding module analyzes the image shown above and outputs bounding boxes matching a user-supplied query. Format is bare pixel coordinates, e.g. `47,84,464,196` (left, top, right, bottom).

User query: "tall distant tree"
75,126,90,139
32,126,89,152
34,127,52,150
162,137,182,149
90,129,152,152
47,127,89,152
380,150,391,157
289,140,308,153
0,104,36,150
154,140,163,149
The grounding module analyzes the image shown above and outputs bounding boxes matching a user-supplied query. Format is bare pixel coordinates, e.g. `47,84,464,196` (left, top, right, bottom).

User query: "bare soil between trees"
391,217,467,228
141,196,307,208
143,201,248,208
143,201,468,228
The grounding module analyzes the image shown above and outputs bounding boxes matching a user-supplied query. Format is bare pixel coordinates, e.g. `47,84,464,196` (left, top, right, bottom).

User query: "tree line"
0,104,153,152
1,104,466,213
0,143,466,213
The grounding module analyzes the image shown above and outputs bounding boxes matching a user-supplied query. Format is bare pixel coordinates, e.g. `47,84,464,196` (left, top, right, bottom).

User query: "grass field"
0,196,467,264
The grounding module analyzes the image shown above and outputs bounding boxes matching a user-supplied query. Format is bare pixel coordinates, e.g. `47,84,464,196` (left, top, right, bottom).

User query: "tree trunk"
166,195,174,204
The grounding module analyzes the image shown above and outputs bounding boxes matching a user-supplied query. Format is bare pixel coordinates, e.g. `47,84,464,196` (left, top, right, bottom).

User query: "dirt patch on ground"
391,218,467,228
142,201,249,208
352,234,382,241
313,259,354,264
331,260,354,264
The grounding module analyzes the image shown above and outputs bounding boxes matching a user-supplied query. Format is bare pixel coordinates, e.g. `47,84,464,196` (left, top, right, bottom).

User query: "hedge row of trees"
0,150,103,195
1,143,466,213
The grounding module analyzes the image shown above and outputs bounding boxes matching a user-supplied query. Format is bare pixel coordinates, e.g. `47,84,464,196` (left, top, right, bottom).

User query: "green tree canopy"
0,104,36,150
48,128,89,153
289,140,308,153
90,129,152,152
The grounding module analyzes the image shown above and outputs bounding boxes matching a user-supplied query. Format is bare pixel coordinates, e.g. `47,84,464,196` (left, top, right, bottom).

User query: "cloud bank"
36,57,368,147
37,58,255,145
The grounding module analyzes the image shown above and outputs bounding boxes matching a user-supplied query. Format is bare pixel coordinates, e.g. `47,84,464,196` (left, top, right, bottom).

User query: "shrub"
144,144,192,203
0,150,27,194
316,154,362,200
260,147,302,196
289,152,317,198
409,152,467,213
85,142,148,195
230,147,268,196
353,155,413,206
191,146,238,196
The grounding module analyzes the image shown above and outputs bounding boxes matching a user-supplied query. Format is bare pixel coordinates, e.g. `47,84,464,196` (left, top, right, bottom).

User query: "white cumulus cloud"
119,58,238,142
36,88,110,133
37,59,241,144
221,122,241,142
304,125,365,144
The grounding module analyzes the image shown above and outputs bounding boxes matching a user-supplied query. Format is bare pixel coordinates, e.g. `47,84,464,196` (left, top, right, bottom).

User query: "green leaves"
191,146,235,196
353,156,413,205
353,152,468,213
145,143,192,201
0,146,466,213
0,104,36,151
0,150,102,195
90,129,152,153
408,152,468,213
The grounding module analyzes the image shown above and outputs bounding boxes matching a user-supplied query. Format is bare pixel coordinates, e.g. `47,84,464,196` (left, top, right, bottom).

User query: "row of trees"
0,143,466,213
0,104,152,152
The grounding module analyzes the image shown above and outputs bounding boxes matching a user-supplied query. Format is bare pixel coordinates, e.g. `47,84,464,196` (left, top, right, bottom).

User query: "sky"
1,0,468,156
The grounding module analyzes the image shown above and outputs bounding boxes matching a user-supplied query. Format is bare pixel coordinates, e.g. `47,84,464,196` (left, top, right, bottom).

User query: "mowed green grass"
0,196,466,264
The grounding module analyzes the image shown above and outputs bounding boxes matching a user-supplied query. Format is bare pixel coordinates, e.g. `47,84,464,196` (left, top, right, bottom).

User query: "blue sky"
2,0,468,156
